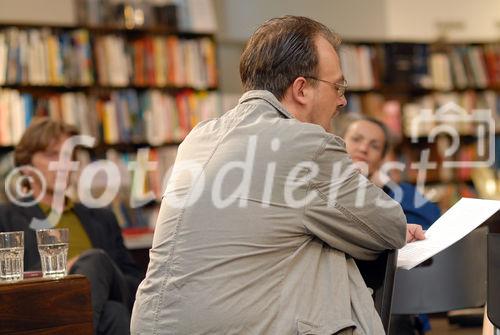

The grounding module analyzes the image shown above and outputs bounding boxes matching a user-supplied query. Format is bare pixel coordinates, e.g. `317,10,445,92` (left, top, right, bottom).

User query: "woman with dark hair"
343,116,440,231
343,116,441,334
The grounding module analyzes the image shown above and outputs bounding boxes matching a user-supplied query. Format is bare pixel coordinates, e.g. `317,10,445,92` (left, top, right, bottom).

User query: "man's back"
131,91,406,335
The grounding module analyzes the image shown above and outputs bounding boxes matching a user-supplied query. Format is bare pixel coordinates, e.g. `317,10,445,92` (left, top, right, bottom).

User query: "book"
430,53,453,91
0,90,12,145
467,46,488,88
357,45,374,89
0,32,7,85
449,47,468,89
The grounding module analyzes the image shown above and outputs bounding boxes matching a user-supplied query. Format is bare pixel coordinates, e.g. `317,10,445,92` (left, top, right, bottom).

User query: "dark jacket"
0,200,143,293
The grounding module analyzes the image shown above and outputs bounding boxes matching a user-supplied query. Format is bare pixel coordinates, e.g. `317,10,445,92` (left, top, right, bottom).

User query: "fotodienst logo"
410,101,495,168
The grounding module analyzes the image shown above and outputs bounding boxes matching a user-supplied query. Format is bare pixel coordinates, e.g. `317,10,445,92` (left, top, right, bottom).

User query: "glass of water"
36,228,69,279
0,231,24,282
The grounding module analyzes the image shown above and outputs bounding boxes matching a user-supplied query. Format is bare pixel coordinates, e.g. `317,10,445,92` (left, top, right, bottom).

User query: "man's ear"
290,77,310,106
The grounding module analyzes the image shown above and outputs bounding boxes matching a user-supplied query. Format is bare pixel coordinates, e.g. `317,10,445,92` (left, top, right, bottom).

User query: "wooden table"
0,274,93,335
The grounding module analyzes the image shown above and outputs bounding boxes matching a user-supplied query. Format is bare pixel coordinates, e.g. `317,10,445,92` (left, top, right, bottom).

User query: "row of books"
401,91,500,137
0,27,217,89
342,90,500,140
96,89,220,145
428,45,494,90
0,88,221,146
338,91,500,188
340,43,500,90
94,35,217,88
397,139,487,184
76,0,217,33
0,89,95,145
339,45,379,90
0,28,93,86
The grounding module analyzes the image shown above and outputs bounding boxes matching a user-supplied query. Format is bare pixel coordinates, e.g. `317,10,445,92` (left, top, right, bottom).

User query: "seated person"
342,116,441,334
0,118,142,335
131,16,423,335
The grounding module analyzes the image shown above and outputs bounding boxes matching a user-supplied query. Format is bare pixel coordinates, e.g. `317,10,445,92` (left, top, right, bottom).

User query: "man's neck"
280,96,317,127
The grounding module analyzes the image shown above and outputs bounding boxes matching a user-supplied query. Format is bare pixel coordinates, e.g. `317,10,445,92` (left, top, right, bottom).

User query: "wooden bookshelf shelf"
87,25,215,38
0,22,215,38
0,84,219,91
91,85,219,91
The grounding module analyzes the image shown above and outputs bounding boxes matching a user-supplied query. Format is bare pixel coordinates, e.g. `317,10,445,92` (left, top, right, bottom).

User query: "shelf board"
0,83,93,91
347,85,500,95
0,83,218,92
87,25,215,38
0,21,84,30
91,84,219,91
0,22,215,38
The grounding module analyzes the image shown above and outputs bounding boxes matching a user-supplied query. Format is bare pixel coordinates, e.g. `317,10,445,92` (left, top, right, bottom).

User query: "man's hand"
406,224,425,243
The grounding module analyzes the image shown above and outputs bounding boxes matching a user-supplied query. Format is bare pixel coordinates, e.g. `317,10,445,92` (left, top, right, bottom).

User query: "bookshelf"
0,26,219,145
338,40,500,211
0,0,221,243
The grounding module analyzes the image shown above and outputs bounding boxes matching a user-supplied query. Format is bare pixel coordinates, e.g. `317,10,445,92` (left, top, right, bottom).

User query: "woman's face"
344,120,386,177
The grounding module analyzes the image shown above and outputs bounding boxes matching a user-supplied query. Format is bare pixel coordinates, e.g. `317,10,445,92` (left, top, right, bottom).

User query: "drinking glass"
0,231,24,281
36,228,69,279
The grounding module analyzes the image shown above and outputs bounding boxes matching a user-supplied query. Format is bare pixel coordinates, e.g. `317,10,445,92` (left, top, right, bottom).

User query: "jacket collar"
238,90,294,119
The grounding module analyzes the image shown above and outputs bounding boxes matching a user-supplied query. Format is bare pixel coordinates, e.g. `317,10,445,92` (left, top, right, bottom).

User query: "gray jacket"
131,90,407,335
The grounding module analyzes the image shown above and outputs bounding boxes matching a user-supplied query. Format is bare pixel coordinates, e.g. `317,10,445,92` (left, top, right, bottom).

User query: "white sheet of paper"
397,197,500,270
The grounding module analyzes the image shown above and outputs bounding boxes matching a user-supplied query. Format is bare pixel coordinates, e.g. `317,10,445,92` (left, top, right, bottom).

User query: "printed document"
397,197,500,270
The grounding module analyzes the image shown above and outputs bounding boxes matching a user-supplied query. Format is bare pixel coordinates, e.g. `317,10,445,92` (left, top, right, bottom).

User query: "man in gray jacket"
131,16,418,335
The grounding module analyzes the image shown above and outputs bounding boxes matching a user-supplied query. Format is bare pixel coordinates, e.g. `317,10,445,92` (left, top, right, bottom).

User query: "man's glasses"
304,76,348,97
